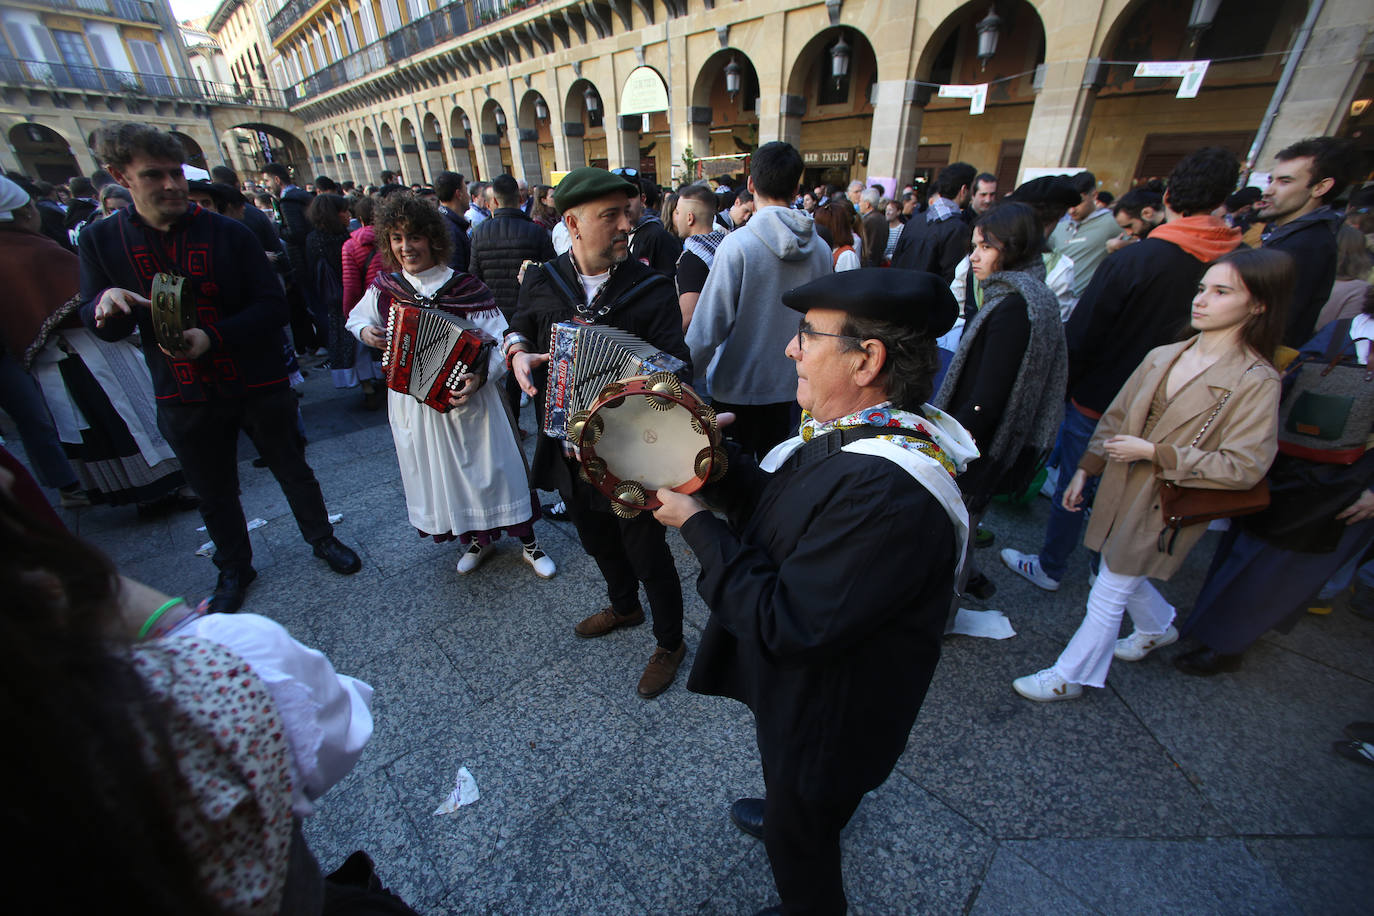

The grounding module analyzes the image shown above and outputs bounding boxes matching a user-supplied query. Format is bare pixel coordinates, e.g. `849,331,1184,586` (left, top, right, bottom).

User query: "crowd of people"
2,120,1372,914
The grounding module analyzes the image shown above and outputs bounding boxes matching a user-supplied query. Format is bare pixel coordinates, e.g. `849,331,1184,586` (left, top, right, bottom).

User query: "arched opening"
618,66,671,185
479,99,513,179
169,131,210,172
517,89,555,182
785,27,879,191
1083,0,1300,192
9,123,82,182
331,133,351,183
309,137,325,178
421,112,446,178
378,121,399,180
565,78,607,171
912,0,1045,191
398,117,425,185
361,124,380,184
689,50,761,186
221,122,310,177
347,129,363,184
449,106,477,180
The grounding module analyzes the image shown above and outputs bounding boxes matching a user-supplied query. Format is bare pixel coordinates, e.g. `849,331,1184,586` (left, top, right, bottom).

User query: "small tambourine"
150,272,196,355
574,372,726,519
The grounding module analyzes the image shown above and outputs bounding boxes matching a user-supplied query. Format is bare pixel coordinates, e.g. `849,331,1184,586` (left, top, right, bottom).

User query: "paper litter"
433,766,480,814
195,518,267,556
197,517,268,534
950,608,1017,639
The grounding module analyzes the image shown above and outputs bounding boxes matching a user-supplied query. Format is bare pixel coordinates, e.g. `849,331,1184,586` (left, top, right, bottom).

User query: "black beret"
1009,175,1080,209
553,166,638,212
781,269,958,338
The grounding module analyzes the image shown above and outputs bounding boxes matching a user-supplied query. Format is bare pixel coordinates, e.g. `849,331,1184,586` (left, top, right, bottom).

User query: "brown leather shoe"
573,606,645,638
637,642,686,699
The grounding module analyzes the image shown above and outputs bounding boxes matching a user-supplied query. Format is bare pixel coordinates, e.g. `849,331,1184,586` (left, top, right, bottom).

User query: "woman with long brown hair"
1014,247,1289,701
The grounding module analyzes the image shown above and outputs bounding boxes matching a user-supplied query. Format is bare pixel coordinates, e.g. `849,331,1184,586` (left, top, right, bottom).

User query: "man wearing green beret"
503,167,694,699
655,269,977,914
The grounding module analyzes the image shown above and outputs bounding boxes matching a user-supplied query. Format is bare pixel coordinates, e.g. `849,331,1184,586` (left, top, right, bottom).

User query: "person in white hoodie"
686,141,832,459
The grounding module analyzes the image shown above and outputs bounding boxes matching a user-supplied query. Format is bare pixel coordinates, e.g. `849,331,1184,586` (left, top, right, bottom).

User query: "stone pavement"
13,364,1374,915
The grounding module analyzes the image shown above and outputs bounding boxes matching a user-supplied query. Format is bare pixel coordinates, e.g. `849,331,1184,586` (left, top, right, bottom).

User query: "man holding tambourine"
504,167,693,700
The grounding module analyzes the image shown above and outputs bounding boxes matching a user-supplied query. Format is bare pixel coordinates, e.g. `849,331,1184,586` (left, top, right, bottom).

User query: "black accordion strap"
540,261,670,321
781,425,930,472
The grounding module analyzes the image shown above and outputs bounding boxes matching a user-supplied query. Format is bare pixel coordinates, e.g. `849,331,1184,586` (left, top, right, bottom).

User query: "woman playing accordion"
345,195,555,578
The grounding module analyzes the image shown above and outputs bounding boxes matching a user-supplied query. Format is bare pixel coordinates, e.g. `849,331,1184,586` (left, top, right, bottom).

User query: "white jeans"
1053,562,1175,688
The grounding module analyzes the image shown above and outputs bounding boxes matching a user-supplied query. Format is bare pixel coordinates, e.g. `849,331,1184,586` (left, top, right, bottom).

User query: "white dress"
346,264,532,539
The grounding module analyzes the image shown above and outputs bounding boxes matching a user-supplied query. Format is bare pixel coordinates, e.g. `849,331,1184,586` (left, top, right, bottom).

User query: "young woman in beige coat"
1014,248,1292,701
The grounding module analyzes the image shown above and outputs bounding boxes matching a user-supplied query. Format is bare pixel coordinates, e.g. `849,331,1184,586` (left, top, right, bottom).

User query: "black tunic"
683,441,955,801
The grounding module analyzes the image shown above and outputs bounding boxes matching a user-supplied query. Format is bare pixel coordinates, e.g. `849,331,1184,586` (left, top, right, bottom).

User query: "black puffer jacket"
468,207,555,318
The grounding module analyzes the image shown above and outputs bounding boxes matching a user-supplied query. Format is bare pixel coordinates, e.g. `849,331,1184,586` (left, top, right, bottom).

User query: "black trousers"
712,399,797,463
763,779,865,915
563,480,683,648
158,387,333,574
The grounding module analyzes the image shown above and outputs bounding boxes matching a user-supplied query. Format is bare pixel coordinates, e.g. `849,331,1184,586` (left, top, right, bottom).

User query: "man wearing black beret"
505,166,694,699
654,269,978,914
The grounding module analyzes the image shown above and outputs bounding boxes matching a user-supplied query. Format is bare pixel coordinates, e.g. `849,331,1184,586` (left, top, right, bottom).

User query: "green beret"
553,167,638,212
781,268,958,337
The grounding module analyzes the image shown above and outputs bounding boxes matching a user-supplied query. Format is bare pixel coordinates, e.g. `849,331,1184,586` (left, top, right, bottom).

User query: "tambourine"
574,372,726,519
150,272,196,354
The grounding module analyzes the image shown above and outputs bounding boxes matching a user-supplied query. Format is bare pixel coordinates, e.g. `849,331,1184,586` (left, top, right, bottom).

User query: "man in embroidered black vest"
505,166,692,699
655,270,974,915
78,124,361,614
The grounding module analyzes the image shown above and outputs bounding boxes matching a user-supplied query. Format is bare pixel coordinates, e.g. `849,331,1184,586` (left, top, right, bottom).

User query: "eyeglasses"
797,318,864,351
610,168,639,178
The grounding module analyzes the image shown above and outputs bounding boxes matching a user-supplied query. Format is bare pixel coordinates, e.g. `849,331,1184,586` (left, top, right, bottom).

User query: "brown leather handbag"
1157,386,1272,554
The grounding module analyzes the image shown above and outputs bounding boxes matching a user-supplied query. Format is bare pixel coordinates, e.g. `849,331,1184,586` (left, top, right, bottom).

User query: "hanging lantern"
584,86,600,114
724,56,742,98
976,6,1002,70
494,107,507,133
830,33,850,87
535,97,549,120
1187,0,1223,47
460,113,471,133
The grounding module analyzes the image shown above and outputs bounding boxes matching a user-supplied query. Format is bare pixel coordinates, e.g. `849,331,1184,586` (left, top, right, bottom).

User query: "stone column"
479,132,503,180
683,107,711,183
867,80,928,186
1018,59,1101,176
560,122,587,170
515,128,543,184
449,137,475,180
1252,0,1372,164
610,115,640,171
758,93,804,149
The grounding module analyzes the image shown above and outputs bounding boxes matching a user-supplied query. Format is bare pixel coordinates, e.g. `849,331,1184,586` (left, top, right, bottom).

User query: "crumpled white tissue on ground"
951,608,1017,639
433,765,479,814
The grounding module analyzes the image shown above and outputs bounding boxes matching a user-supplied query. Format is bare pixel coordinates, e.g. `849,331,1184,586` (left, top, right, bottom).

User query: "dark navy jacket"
78,203,290,403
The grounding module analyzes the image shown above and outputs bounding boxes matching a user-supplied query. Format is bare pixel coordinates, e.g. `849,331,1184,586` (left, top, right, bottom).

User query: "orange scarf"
1149,214,1241,263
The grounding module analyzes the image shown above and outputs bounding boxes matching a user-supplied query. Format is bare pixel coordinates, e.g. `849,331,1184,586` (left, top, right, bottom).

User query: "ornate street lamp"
829,33,850,88
494,107,507,134
724,56,742,99
534,97,549,121
460,113,471,133
1187,0,1223,49
976,6,1002,71
584,86,600,115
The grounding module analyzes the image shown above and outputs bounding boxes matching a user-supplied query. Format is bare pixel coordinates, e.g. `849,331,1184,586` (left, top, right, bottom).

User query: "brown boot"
637,642,686,699
573,606,645,638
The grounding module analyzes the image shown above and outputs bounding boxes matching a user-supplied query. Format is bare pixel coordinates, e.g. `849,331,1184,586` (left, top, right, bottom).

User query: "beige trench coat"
1079,338,1281,579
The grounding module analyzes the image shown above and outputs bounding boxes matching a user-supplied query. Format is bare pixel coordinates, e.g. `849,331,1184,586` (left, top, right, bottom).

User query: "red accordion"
381,304,495,412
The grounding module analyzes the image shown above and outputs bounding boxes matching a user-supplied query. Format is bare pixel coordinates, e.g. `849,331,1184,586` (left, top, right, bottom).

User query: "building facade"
256,0,1372,194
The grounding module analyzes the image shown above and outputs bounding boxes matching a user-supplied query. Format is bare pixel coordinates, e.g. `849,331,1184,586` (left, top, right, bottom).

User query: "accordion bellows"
383,304,495,412
543,321,686,440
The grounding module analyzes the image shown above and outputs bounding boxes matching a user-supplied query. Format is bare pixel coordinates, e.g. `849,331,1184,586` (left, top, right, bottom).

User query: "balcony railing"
269,0,540,46
46,0,159,23
1,57,289,108
287,1,546,106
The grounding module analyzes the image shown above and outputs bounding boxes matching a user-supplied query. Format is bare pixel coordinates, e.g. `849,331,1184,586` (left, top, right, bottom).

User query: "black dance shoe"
313,535,362,575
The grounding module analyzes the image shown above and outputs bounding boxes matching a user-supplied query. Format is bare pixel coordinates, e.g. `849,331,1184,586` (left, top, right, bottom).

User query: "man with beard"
504,167,692,698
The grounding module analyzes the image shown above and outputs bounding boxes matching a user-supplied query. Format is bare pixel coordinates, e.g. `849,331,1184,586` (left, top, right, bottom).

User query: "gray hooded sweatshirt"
686,205,832,404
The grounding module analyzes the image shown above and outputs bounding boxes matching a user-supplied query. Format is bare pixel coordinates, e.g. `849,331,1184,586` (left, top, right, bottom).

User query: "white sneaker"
1114,625,1178,661
1012,668,1083,702
456,542,485,575
523,545,556,579
1000,548,1061,591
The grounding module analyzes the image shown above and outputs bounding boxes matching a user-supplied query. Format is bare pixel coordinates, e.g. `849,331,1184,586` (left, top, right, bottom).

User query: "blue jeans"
1038,403,1100,582
0,349,77,490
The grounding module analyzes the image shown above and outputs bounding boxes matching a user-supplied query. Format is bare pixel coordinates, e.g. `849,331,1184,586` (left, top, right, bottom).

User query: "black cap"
1009,175,1080,209
553,166,638,212
781,269,958,337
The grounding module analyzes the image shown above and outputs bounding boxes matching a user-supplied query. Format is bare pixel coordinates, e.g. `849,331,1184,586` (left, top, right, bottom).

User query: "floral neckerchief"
799,402,960,476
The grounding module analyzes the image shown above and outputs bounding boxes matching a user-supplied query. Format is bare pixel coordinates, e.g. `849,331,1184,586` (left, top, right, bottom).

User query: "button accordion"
382,304,495,412
542,321,686,440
